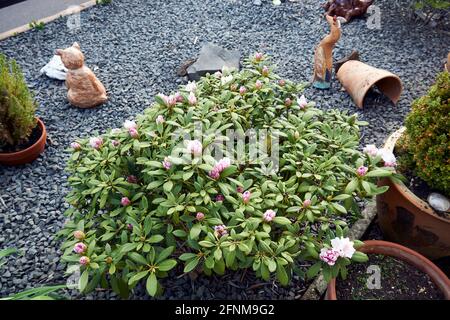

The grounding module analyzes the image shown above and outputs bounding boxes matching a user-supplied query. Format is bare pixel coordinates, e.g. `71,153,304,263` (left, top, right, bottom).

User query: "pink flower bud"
70,142,81,150
255,52,263,61
129,127,139,138
239,86,247,95
214,224,228,237
73,230,85,240
123,120,137,130
187,140,202,156
303,199,312,208
242,191,251,204
111,140,120,147
285,98,292,106
209,168,220,180
356,166,368,177
127,175,138,184
255,80,263,90
278,79,286,87
79,256,90,265
156,115,165,124
236,186,244,193
297,95,308,109
89,137,103,150
73,242,87,254
162,157,172,170
261,66,269,77
175,92,184,102
127,224,133,231
215,194,225,202
196,212,205,221
188,92,197,105
121,197,131,206
263,209,276,222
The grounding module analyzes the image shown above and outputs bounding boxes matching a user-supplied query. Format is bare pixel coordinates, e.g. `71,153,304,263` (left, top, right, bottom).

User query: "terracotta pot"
325,240,450,300
0,117,47,166
336,60,403,108
376,127,450,260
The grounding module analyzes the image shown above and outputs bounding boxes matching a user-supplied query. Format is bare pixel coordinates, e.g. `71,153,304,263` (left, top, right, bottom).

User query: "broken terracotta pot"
337,60,402,108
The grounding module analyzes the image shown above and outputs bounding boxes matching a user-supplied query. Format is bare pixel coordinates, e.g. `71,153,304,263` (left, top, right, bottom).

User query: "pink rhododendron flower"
129,127,139,138
216,157,231,171
188,92,197,105
162,157,171,170
330,237,356,259
186,140,202,156
377,148,397,167
261,66,269,76
73,230,85,240
255,52,263,61
186,81,197,92
356,166,368,177
239,86,247,95
123,120,137,130
285,98,292,106
263,209,276,222
89,137,103,149
70,142,81,150
278,79,286,86
156,115,165,124
319,248,339,266
255,80,263,90
196,212,205,221
303,199,312,208
297,95,308,109
215,194,225,202
73,242,87,254
242,191,251,204
363,144,379,157
236,186,244,193
79,256,90,265
214,225,228,237
209,167,220,180
121,197,131,206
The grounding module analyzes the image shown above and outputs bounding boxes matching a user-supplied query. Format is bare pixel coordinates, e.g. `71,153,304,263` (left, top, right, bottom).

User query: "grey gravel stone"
187,43,240,81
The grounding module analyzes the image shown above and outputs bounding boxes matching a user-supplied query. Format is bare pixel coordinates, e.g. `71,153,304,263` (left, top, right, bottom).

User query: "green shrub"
402,71,450,195
0,54,37,148
58,55,397,297
413,0,450,10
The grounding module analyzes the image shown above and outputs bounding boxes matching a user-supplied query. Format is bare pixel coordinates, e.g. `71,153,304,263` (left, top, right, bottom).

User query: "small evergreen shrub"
400,71,450,195
0,54,37,148
58,54,397,298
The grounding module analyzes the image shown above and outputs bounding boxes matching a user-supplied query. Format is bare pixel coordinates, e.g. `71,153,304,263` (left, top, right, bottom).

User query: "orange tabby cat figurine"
56,42,107,108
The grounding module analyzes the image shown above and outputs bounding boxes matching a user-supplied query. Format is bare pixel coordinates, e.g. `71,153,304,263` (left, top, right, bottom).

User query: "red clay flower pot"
325,240,450,300
0,117,47,166
376,128,450,260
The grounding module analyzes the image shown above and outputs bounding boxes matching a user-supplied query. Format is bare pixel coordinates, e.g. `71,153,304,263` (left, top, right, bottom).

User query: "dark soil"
0,122,42,153
336,254,445,300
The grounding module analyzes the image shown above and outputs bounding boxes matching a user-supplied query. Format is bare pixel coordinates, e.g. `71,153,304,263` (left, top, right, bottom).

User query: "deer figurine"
323,0,375,23
313,15,345,90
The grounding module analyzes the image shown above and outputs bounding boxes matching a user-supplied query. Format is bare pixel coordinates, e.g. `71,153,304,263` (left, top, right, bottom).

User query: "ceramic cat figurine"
56,42,107,108
313,15,345,89
323,0,375,23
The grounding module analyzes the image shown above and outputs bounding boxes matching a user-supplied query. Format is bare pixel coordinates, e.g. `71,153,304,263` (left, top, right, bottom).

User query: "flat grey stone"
187,43,240,81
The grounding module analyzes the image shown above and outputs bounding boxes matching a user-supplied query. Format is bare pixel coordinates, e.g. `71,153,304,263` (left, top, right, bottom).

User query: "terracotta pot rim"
326,240,450,300
385,127,450,224
0,117,46,163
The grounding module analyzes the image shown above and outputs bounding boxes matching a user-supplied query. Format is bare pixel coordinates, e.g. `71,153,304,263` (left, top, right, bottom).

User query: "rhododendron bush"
58,54,399,297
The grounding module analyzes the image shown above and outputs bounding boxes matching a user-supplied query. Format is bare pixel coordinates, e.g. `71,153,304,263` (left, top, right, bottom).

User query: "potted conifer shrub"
0,54,47,166
375,71,450,260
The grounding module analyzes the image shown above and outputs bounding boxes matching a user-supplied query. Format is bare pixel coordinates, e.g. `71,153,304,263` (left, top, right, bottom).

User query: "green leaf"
189,224,202,240
156,246,174,263
273,217,291,225
128,270,149,285
345,178,358,194
306,262,322,279
128,252,147,265
163,181,173,193
351,251,369,263
146,273,158,297
158,259,177,272
366,169,392,178
148,235,164,243
332,203,347,214
276,262,289,286
184,258,200,273
79,270,89,293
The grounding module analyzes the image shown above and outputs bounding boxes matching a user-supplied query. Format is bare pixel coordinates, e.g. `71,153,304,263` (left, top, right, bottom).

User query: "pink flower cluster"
319,248,339,266
263,209,276,222
124,120,138,138
214,225,228,237
209,158,231,180
70,142,81,150
215,194,225,202
73,230,85,240
242,191,251,204
196,212,205,221
297,95,308,109
356,166,368,177
255,80,263,90
156,115,165,124
303,199,312,208
79,256,90,265
162,157,171,170
319,237,356,266
159,93,178,107
89,137,103,150
187,140,202,156
255,52,263,61
188,92,197,105
127,175,138,184
121,197,131,206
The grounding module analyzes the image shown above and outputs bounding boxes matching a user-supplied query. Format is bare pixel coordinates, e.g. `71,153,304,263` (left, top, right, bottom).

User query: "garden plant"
58,54,401,298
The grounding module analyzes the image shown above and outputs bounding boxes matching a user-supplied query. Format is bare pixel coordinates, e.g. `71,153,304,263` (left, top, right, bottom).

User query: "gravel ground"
0,0,448,299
